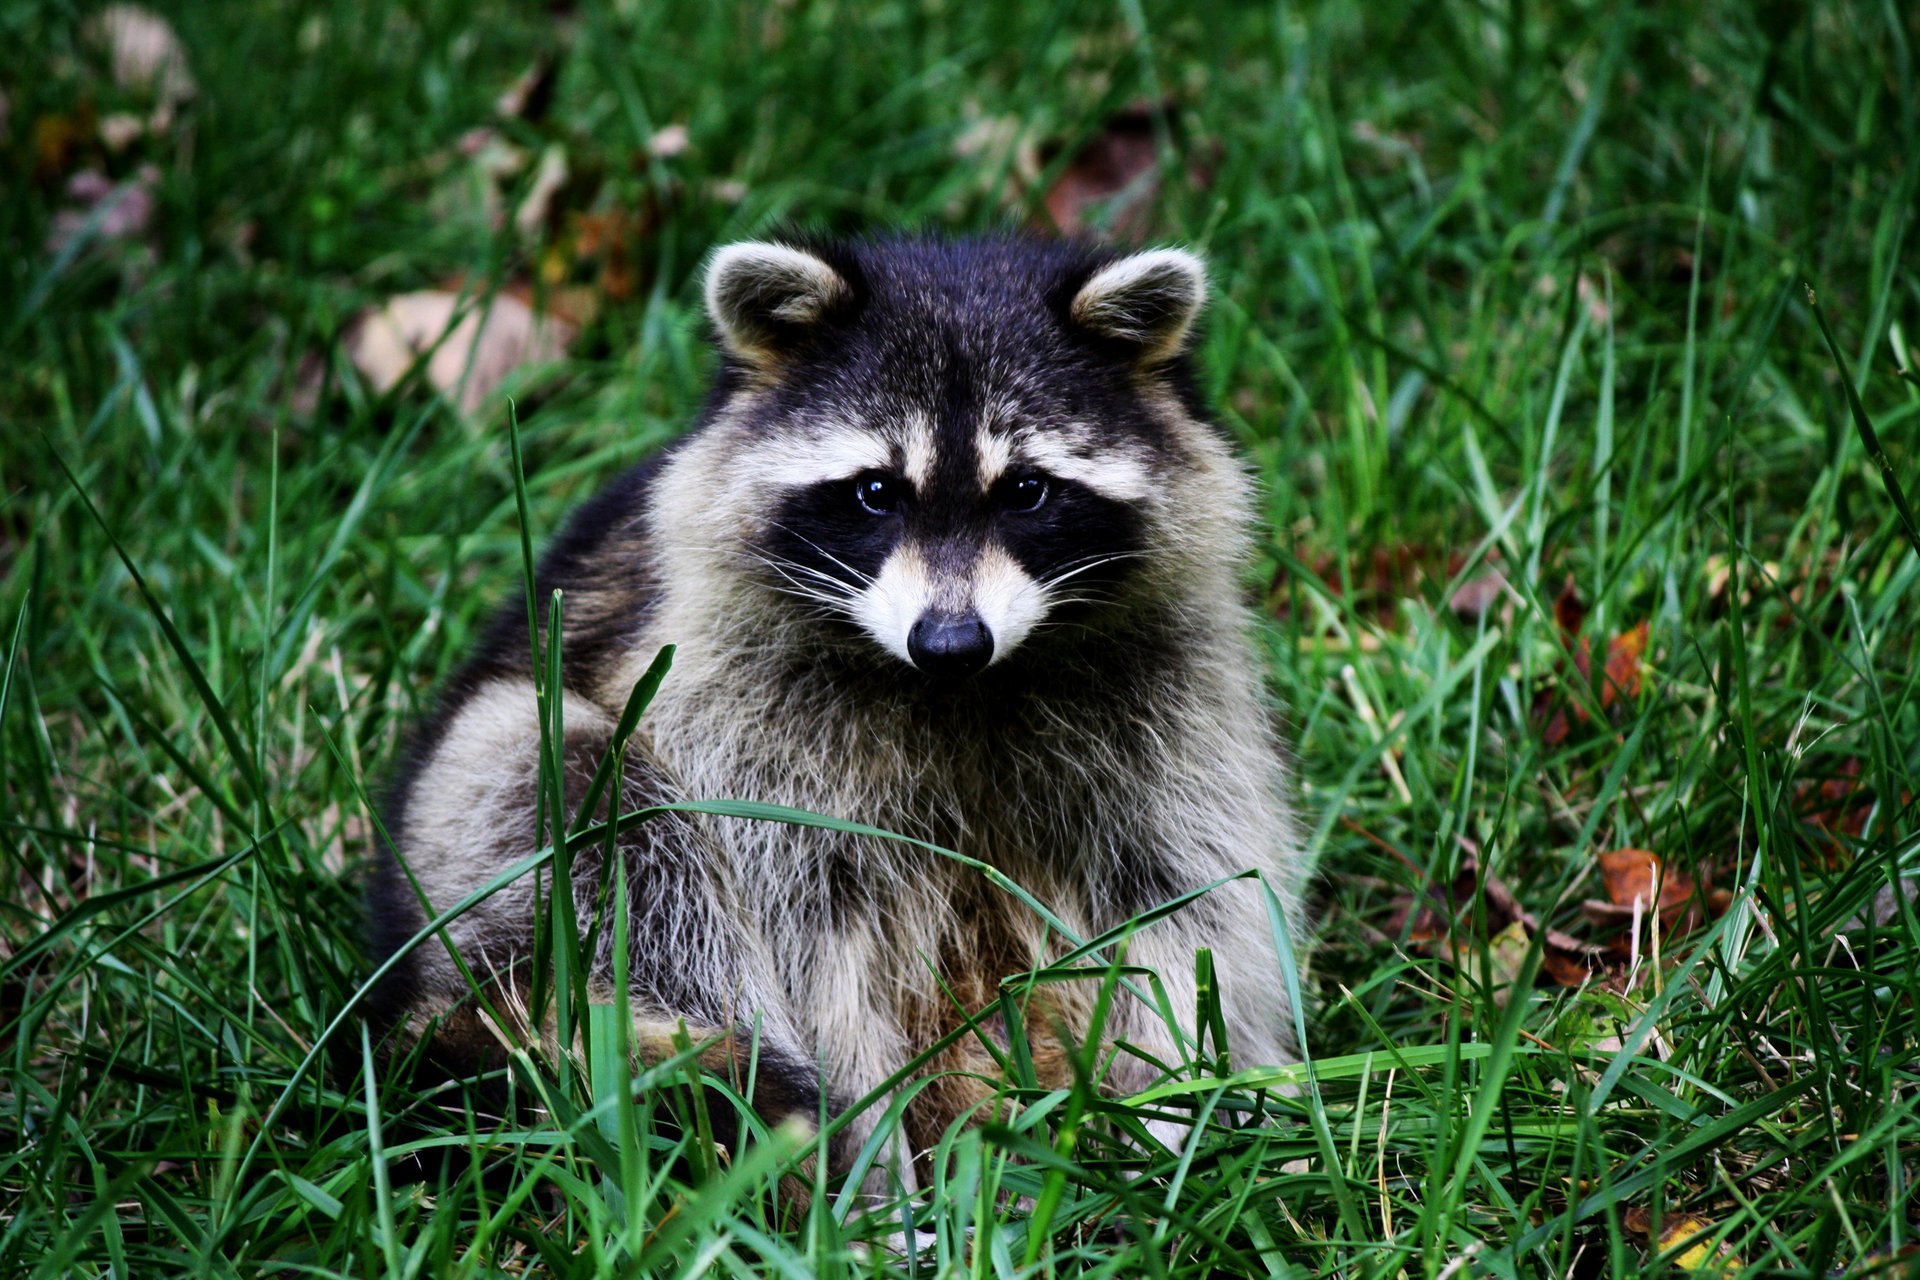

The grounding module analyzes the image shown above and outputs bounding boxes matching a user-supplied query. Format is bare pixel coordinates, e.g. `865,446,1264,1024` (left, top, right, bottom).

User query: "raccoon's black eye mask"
850,470,1052,519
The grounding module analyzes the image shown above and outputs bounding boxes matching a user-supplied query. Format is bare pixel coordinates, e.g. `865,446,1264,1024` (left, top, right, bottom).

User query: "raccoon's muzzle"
907,610,993,678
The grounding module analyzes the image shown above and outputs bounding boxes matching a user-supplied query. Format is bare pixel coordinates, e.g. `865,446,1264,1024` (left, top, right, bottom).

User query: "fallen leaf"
1599,850,1654,905
648,123,690,159
1040,101,1201,242
1601,620,1649,710
1654,1215,1741,1273
1541,928,1606,987
1552,576,1588,635
1623,1204,1741,1267
1793,757,1912,865
1474,919,1535,1005
1537,578,1651,742
344,290,576,416
44,164,160,256
1581,848,1717,940
1270,542,1460,632
1386,856,1610,992
98,112,147,152
1449,567,1509,622
1846,1244,1920,1275
495,60,557,122
87,5,197,108
1389,857,1531,942
559,202,663,301
513,145,570,238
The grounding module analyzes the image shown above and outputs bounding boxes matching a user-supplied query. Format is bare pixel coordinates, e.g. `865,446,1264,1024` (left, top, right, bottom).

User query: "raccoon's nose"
907,613,993,679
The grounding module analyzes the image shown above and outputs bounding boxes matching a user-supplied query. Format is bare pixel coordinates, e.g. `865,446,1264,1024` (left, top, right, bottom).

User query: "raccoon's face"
696,237,1221,680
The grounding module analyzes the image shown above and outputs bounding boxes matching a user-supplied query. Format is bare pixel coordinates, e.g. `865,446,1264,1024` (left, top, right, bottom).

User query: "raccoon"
366,234,1308,1182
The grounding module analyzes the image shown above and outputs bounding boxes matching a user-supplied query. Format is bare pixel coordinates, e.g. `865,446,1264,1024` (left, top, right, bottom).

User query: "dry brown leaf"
1793,757,1912,864
558,203,663,301
1040,101,1196,242
1387,856,1611,992
1808,757,1868,835
1462,920,1534,1005
1541,928,1606,987
345,290,576,416
1538,577,1651,743
1385,844,1732,994
1580,848,1721,943
1553,576,1588,635
1598,847,1663,911
1847,1244,1920,1275
1601,620,1649,710
1271,542,1453,631
1388,856,1532,943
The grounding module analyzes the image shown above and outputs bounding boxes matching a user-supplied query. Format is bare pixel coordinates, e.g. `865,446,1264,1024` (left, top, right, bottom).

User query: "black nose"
907,614,994,678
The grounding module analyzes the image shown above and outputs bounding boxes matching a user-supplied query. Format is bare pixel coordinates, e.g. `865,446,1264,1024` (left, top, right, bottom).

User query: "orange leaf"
1602,620,1650,709
1599,847,1661,910
1593,848,1717,937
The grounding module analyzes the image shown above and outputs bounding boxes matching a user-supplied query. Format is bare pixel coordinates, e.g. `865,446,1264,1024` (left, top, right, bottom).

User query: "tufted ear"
704,241,852,365
1069,248,1208,363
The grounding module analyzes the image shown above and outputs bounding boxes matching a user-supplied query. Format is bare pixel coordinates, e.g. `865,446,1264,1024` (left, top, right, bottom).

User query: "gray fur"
367,235,1308,1184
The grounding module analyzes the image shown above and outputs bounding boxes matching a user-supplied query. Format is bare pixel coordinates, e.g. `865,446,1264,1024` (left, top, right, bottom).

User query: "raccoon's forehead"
737,343,1171,493
737,397,1161,502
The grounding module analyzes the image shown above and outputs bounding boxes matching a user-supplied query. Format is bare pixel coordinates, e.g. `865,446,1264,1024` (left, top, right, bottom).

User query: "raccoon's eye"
853,472,906,516
996,472,1050,514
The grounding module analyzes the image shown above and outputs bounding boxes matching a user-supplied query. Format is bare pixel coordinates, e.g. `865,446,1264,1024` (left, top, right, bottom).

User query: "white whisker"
749,550,863,621
767,522,877,589
1040,551,1149,591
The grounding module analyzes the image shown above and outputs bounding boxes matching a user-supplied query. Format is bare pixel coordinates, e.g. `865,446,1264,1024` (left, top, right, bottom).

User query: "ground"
2,1,1917,1276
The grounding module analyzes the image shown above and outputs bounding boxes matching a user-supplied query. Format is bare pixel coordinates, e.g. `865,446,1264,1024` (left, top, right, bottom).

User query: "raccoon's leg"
368,677,821,1148
1095,875,1299,1151
796,921,925,1194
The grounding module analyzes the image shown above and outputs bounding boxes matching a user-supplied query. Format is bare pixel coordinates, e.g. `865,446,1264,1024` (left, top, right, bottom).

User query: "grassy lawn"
4,0,1918,1275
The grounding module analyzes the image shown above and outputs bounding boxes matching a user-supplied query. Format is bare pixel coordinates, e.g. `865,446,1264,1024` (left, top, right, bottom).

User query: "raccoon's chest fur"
636,623,1267,1011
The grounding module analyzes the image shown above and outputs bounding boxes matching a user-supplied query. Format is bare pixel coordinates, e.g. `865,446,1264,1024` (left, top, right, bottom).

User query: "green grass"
4,0,1919,1275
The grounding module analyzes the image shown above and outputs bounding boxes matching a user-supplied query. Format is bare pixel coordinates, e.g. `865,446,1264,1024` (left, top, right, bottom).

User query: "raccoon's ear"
704,241,852,364
1069,248,1208,363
